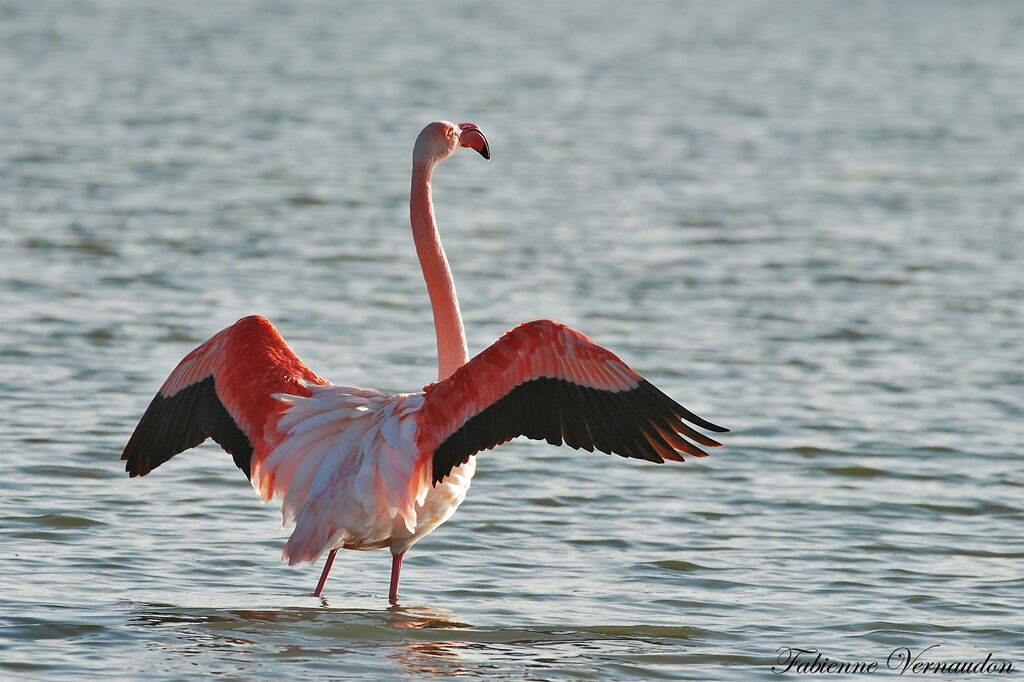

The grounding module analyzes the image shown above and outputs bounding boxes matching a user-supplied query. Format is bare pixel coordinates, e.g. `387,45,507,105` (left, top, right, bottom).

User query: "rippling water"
2,1,1023,679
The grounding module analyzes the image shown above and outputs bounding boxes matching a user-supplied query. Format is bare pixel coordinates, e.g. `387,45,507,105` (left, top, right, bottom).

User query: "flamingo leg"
388,552,405,605
313,548,338,597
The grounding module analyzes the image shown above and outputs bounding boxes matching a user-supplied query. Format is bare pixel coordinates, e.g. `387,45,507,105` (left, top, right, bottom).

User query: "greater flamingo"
121,120,728,604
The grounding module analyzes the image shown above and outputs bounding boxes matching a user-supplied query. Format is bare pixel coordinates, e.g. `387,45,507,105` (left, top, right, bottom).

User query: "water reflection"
390,640,472,678
386,604,470,628
370,603,475,677
127,601,479,678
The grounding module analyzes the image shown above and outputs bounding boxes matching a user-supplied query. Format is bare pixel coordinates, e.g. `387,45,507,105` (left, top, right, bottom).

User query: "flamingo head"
413,121,490,167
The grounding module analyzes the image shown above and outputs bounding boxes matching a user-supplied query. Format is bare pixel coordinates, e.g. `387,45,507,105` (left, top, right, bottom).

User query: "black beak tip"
477,143,491,160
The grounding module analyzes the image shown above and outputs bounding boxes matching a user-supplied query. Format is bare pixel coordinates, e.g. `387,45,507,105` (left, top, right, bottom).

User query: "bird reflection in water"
313,599,475,675
130,601,478,677
384,604,471,630
382,604,475,677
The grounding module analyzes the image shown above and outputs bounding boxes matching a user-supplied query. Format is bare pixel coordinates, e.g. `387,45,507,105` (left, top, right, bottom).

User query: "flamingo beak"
458,123,490,160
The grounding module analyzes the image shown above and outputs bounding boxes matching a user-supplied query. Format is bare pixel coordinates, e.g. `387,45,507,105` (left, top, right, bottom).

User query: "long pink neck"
410,162,468,381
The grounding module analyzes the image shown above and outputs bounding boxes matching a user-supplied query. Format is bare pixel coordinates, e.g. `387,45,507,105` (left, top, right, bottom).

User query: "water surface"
2,1,1023,679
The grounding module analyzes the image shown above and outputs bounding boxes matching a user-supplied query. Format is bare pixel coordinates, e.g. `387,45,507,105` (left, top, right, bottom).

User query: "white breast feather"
261,384,430,564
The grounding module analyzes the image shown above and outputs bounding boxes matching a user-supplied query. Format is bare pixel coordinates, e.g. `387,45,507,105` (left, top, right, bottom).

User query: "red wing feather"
121,315,328,479
416,319,728,484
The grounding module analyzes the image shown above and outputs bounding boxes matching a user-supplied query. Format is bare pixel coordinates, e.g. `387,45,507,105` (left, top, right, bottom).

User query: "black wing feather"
121,376,253,479
432,377,727,484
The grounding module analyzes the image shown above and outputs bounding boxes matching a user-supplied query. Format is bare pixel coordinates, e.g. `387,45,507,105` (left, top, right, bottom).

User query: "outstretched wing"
417,319,729,484
121,315,328,480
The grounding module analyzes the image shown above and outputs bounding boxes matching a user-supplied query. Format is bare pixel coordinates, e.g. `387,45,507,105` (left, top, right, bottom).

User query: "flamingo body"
122,314,477,563
121,121,727,602
263,383,476,563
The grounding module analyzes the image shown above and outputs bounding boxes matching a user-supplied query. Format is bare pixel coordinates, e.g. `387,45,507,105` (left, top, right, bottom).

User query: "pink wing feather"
121,315,328,481
417,319,728,484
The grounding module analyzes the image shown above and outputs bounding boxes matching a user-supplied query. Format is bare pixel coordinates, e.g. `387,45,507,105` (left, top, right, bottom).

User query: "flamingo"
121,120,728,604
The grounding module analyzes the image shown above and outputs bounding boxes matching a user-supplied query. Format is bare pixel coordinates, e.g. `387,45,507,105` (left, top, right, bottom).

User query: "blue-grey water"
2,1,1023,679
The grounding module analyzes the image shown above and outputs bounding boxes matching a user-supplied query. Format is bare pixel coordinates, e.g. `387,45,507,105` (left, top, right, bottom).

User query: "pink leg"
313,549,338,597
388,552,405,605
